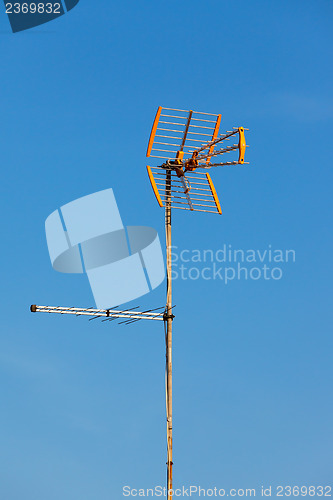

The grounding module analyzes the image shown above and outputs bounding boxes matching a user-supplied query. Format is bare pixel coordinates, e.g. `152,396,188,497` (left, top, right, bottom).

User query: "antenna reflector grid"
146,166,222,215
146,107,222,162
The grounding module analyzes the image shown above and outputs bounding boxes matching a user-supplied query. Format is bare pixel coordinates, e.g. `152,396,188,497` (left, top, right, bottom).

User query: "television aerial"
31,106,248,500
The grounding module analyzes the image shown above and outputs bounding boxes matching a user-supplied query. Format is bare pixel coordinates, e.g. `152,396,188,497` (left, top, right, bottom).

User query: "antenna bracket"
163,312,175,321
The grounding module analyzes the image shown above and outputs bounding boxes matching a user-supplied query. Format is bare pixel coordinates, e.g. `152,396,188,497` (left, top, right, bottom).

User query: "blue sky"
0,1,332,498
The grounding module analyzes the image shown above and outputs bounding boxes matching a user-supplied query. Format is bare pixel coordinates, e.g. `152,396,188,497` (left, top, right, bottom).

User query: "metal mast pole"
165,168,173,500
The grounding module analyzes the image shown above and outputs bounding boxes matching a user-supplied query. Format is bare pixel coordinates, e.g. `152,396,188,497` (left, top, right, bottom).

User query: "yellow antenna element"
206,173,222,215
206,114,221,164
147,106,162,157
238,127,246,163
147,166,164,207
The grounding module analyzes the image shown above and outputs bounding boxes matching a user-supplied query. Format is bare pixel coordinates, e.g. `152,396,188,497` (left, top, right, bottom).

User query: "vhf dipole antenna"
31,106,248,500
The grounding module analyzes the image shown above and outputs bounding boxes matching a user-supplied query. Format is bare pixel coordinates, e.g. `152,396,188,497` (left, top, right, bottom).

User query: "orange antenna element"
238,127,246,163
184,151,198,172
147,166,163,207
147,106,162,157
206,173,222,215
176,151,184,161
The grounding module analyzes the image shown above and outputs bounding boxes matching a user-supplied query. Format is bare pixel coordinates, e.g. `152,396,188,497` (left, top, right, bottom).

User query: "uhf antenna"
31,106,248,500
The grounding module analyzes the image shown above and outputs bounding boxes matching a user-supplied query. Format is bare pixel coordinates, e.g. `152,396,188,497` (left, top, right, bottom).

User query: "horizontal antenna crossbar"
30,305,164,321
